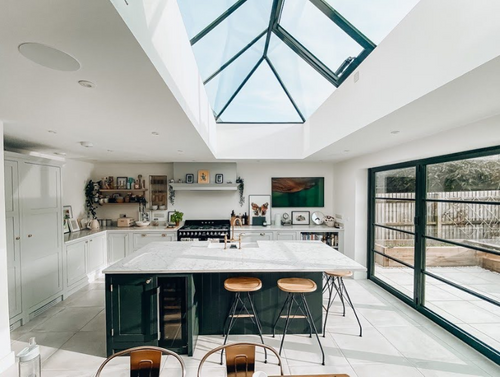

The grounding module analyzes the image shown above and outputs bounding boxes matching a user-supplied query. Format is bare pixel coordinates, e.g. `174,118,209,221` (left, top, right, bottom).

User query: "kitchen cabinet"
132,232,175,251
5,152,63,326
5,159,22,320
275,231,297,241
106,275,159,355
87,234,106,273
66,240,87,288
107,232,130,264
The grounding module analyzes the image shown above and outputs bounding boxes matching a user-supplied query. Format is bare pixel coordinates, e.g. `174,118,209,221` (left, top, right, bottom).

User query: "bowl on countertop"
135,221,150,227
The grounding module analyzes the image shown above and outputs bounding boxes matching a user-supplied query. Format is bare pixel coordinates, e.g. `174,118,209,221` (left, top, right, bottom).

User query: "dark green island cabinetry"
103,240,365,357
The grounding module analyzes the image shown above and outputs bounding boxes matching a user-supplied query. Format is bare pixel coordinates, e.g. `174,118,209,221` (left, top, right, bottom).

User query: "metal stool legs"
221,292,267,365
272,292,325,365
324,275,362,337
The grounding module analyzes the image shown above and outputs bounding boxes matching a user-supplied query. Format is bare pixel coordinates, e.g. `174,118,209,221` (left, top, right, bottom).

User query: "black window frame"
368,145,500,364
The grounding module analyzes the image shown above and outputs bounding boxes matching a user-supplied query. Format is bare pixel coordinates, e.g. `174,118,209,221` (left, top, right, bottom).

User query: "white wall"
90,162,334,221
62,159,95,220
0,121,14,372
333,113,500,279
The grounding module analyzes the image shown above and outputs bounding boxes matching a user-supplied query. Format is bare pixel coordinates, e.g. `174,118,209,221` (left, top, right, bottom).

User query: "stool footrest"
229,314,255,318
279,315,307,319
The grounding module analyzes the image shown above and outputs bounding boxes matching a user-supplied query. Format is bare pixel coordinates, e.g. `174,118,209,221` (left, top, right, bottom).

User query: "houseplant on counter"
170,210,184,226
85,180,100,230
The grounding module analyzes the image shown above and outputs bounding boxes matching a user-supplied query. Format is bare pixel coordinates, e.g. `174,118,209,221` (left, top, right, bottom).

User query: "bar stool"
324,271,362,337
222,277,267,364
272,278,325,365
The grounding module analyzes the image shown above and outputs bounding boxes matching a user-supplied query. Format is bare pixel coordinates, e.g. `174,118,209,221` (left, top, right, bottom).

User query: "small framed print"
63,205,73,220
198,170,209,184
68,218,80,232
292,211,310,225
186,174,194,184
215,174,223,184
117,177,127,189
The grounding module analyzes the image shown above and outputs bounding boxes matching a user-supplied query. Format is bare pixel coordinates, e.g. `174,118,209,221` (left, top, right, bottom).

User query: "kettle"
87,219,100,230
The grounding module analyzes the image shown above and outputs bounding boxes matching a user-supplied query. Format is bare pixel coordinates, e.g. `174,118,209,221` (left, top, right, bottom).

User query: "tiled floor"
375,264,500,352
5,277,499,376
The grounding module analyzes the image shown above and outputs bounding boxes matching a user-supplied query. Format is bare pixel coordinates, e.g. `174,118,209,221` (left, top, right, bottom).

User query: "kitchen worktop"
63,224,343,244
63,225,180,244
103,240,364,274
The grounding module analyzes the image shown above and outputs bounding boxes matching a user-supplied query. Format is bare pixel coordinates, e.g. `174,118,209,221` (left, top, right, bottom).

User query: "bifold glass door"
369,148,500,364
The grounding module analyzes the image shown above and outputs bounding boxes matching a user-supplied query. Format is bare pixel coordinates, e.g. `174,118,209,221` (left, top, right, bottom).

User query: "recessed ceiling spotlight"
107,150,113,152
48,130,57,134
18,42,81,71
151,132,160,136
390,130,400,134
54,152,66,156
80,141,93,148
177,150,183,154
78,80,95,88
343,149,350,153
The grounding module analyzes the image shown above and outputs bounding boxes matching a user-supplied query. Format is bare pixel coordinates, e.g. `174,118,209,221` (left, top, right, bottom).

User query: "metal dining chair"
94,346,186,377
198,342,284,377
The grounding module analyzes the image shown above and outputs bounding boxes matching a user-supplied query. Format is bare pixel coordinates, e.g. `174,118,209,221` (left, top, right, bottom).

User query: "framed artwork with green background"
272,177,325,207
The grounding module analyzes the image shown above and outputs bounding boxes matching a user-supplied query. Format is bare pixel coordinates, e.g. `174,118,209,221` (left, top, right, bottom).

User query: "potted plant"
85,180,100,230
170,210,184,226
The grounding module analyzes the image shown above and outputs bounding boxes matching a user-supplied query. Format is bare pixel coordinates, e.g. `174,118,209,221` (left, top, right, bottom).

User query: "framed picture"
63,205,73,220
215,174,223,184
63,219,70,234
198,170,209,184
167,211,176,223
186,174,194,184
292,211,310,225
117,177,127,189
68,218,80,232
249,195,271,225
272,177,325,207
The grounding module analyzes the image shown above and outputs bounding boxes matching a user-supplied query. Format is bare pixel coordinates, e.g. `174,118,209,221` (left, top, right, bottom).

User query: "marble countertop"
103,240,365,274
233,224,343,232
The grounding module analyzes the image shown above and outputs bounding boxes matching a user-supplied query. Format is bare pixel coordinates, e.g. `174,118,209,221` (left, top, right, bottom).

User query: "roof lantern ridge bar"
190,0,248,46
215,57,265,120
265,57,305,122
263,0,285,57
204,30,267,85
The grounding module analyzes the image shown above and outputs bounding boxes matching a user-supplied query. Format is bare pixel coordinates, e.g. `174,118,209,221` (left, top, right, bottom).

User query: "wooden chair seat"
325,271,353,278
277,278,317,293
224,277,262,292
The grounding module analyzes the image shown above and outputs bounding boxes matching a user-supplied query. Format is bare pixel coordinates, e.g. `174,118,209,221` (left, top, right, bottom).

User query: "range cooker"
177,220,230,242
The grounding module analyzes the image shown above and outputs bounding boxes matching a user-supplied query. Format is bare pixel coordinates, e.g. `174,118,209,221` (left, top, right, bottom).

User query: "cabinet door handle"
156,286,161,341
141,234,147,237
260,233,265,236
145,279,152,284
90,239,93,242
27,234,33,238
161,234,166,237
15,236,20,240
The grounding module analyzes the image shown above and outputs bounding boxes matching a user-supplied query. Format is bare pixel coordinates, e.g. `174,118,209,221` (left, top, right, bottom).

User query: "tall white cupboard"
4,152,63,327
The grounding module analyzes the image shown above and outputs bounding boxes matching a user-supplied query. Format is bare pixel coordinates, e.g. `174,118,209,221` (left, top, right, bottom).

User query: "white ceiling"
0,0,215,162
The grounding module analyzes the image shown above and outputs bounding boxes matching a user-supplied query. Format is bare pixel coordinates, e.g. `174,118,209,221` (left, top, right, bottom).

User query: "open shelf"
169,183,238,191
99,189,148,193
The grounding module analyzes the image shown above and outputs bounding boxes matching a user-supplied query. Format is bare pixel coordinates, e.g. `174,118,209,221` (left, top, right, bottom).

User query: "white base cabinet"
132,232,175,251
66,241,87,287
107,233,130,264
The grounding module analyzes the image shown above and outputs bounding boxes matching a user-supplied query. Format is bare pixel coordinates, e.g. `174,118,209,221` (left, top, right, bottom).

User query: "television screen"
272,177,324,207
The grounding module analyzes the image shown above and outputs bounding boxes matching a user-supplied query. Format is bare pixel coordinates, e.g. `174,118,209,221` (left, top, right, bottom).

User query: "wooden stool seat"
224,277,262,292
277,278,317,293
325,271,353,278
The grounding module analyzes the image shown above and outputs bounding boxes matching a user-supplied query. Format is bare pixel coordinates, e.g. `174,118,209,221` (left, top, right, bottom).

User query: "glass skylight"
177,0,419,123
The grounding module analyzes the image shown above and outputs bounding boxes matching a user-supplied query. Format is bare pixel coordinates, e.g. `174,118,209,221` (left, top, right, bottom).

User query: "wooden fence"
375,191,500,242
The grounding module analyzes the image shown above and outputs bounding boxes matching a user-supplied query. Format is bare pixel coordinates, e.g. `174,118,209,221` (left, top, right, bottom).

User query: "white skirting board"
0,350,15,374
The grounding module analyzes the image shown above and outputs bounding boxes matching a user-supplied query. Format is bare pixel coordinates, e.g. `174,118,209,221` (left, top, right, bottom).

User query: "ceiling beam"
190,0,247,45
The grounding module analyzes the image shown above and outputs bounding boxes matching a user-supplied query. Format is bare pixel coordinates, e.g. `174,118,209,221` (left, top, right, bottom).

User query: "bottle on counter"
244,212,248,225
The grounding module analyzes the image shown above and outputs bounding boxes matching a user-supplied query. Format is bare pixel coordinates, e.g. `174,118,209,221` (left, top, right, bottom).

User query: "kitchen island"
103,240,365,356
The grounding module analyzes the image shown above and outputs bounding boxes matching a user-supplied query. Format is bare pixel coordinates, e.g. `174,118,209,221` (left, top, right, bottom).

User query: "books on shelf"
300,232,339,248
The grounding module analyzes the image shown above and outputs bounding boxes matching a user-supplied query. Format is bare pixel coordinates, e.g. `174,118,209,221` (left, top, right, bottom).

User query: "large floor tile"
10,305,66,339
60,331,107,357
12,331,76,364
34,307,103,332
352,363,424,377
415,361,493,376
61,290,105,308
81,309,105,332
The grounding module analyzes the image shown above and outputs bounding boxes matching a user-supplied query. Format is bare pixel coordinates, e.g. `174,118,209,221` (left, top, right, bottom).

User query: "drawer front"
238,231,274,242
133,232,174,251
275,231,297,241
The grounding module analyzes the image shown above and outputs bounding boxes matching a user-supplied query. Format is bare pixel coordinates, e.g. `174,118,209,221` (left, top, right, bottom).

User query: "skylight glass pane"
267,35,335,118
205,35,266,114
177,0,238,40
325,0,419,44
219,60,302,123
192,0,272,80
280,0,363,73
